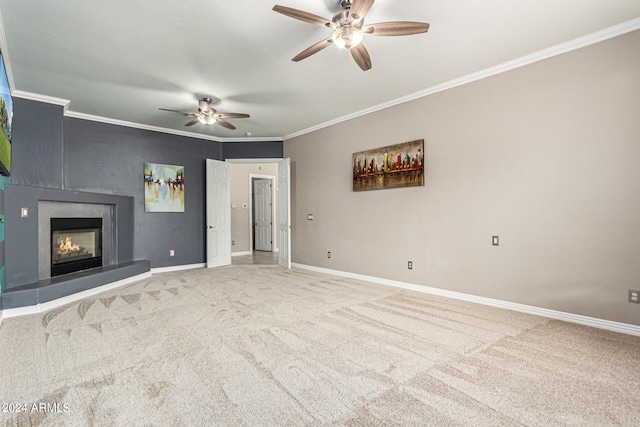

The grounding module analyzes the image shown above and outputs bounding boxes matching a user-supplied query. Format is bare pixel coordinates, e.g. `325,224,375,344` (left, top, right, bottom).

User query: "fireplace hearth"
51,217,103,277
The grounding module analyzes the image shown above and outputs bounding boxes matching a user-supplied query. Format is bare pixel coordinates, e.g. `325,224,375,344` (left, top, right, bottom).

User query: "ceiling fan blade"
185,118,199,127
215,119,236,130
350,43,372,71
292,38,333,62
363,21,430,36
350,0,375,19
273,5,332,27
159,108,196,116
214,113,250,119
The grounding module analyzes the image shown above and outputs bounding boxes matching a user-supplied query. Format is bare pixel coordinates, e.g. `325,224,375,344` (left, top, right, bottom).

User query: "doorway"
213,159,290,269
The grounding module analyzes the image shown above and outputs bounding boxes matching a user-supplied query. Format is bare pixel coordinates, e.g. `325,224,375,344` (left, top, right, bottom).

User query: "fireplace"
51,217,103,277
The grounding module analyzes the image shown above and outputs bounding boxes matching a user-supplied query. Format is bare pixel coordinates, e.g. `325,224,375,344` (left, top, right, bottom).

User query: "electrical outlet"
169,250,175,257
327,251,331,259
629,289,640,303
408,261,413,270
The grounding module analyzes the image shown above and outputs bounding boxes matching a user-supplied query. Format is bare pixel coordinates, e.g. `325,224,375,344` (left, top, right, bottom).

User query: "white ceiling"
1,0,639,142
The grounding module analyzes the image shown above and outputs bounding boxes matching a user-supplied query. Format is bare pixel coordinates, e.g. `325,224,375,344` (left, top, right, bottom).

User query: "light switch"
21,207,29,218
307,214,314,220
231,203,237,209
492,236,499,246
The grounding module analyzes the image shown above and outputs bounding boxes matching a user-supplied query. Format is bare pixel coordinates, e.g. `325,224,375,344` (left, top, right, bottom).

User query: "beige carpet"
1,265,639,426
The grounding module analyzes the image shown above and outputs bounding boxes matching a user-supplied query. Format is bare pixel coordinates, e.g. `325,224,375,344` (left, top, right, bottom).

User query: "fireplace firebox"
51,217,103,277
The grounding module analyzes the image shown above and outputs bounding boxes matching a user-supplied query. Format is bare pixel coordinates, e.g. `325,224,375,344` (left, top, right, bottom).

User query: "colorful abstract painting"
353,139,425,191
144,163,185,212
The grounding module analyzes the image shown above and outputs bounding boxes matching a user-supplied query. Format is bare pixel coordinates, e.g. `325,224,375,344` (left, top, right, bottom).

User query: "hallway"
232,251,279,266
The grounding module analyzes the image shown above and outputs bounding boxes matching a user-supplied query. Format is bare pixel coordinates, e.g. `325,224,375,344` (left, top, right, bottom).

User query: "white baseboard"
150,263,206,274
232,251,252,257
292,263,640,337
232,251,279,257
1,272,152,319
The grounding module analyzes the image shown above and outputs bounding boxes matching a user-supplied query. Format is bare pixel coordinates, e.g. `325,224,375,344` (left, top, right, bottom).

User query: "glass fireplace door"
51,218,103,276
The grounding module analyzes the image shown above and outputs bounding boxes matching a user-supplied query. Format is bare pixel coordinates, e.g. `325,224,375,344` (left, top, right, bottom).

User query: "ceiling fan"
273,0,430,71
159,97,250,130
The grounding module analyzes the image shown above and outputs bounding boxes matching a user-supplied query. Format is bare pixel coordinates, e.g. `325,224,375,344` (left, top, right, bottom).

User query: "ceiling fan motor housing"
332,3,364,49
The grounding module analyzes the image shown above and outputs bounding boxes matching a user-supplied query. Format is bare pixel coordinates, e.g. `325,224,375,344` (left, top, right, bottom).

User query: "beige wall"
284,30,640,325
230,162,279,253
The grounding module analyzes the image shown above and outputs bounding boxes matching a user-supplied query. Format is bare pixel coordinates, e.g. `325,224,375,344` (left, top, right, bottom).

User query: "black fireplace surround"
51,217,103,277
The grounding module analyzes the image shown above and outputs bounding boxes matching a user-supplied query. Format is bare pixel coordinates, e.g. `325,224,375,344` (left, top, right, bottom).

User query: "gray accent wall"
284,30,640,326
62,118,223,268
10,99,64,189
0,175,9,295
223,141,283,160
5,98,283,274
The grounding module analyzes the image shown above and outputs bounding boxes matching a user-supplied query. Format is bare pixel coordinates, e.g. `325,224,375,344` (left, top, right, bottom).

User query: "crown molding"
65,111,282,143
221,136,284,142
65,110,226,142
66,111,283,143
12,90,71,110
10,92,283,143
284,17,640,141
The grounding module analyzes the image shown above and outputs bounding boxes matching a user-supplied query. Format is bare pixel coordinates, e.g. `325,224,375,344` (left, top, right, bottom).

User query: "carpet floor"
1,264,639,426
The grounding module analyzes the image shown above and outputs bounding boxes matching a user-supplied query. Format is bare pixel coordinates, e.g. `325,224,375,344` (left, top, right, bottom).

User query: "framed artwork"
144,163,185,212
0,49,13,176
353,139,424,191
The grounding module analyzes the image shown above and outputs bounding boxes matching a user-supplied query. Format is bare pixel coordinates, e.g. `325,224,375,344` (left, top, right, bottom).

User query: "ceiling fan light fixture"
198,115,215,125
332,26,364,49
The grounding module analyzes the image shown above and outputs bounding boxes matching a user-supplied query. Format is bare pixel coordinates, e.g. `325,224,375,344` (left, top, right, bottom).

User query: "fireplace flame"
58,236,81,255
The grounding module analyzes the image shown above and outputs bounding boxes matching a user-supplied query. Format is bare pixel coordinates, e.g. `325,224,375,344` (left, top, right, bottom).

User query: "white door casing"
254,178,273,251
277,158,291,269
206,159,231,268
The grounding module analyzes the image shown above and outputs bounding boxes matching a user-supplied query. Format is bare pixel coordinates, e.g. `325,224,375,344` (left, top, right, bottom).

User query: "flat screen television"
0,48,12,176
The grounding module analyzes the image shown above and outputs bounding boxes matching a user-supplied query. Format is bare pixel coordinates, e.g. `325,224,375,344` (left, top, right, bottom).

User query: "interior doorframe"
248,174,277,254
226,158,284,256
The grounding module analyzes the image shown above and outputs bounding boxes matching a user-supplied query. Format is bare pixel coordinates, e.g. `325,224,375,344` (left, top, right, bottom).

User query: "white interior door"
206,159,231,268
254,178,272,251
277,158,291,269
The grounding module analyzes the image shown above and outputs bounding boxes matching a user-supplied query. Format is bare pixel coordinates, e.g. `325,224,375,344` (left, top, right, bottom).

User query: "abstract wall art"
144,163,185,212
353,139,424,191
